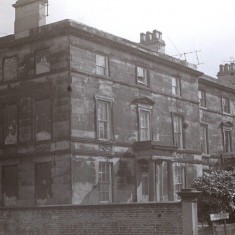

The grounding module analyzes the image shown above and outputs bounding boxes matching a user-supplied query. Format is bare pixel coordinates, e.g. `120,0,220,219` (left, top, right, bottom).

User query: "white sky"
1,0,235,77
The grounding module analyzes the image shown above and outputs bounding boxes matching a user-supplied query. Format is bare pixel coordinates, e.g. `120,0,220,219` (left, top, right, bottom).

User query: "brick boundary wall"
0,202,182,235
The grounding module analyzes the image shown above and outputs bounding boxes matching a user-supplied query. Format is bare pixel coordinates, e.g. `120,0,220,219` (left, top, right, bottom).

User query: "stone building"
0,0,234,207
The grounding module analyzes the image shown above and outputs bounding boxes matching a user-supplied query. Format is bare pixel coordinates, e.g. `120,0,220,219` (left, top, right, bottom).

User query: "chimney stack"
13,0,48,38
217,62,235,85
139,29,165,53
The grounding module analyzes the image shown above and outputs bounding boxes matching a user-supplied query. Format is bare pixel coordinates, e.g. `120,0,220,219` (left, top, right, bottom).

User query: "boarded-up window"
35,162,52,204
3,104,17,145
35,98,52,141
2,165,18,206
19,98,32,143
3,57,17,82
35,49,50,75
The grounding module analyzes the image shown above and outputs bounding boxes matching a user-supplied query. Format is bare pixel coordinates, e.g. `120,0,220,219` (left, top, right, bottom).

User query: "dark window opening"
2,165,18,206
35,162,52,205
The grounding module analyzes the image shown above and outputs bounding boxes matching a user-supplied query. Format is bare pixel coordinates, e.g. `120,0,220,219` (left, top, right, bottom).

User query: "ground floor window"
174,163,186,199
35,162,52,205
98,162,112,203
2,165,18,206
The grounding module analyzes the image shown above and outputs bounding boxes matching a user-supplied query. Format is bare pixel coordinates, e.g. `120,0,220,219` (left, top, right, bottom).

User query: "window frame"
198,90,206,107
35,48,50,75
171,77,181,96
136,65,149,86
223,127,232,153
98,161,113,203
200,123,209,154
138,108,151,141
222,97,230,114
2,164,18,206
95,96,113,141
3,103,18,146
2,56,18,82
95,53,109,76
174,163,186,200
155,161,168,202
35,161,52,205
172,114,184,149
34,98,53,142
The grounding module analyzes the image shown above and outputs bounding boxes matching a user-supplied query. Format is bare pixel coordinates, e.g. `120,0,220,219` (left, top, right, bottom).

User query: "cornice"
0,19,202,77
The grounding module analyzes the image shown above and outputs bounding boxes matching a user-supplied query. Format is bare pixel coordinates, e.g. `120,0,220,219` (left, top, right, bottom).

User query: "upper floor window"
96,54,108,76
3,104,18,145
96,97,113,140
222,97,230,113
99,161,112,203
200,124,209,154
3,56,17,82
35,98,52,141
172,77,181,96
139,109,151,141
137,66,148,85
35,49,50,75
198,90,206,107
172,114,184,149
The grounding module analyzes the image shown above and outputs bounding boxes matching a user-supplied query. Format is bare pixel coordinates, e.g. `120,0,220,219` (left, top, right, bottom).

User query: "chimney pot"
152,30,162,39
224,64,230,72
219,64,224,72
146,31,152,41
140,33,146,43
231,63,235,70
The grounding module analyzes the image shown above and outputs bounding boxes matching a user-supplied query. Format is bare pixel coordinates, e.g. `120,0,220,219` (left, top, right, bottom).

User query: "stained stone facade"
0,0,235,207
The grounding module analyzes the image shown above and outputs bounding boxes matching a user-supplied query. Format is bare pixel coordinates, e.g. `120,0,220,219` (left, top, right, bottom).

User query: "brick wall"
0,202,182,235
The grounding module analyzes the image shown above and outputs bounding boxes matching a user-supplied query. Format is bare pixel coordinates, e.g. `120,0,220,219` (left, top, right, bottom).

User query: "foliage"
192,170,235,225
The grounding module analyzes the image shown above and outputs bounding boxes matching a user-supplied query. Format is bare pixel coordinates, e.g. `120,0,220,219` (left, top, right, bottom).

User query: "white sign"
210,213,229,221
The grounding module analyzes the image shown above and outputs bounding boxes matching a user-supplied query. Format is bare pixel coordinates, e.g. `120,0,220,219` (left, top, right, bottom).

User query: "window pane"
224,130,232,153
99,162,112,202
97,100,111,139
173,116,183,148
174,164,186,201
3,57,17,82
142,174,149,196
4,104,18,145
200,125,208,154
199,90,206,107
137,66,147,84
172,77,180,95
222,97,230,113
139,109,150,141
96,54,107,75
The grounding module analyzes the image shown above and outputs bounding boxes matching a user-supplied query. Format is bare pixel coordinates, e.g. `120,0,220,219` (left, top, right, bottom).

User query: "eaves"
199,76,235,93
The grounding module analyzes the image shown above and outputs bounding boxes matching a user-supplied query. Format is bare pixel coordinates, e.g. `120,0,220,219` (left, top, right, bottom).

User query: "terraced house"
0,0,235,207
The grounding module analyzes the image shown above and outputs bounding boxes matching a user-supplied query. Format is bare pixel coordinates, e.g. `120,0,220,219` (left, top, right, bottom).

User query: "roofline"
199,75,235,93
0,19,203,76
